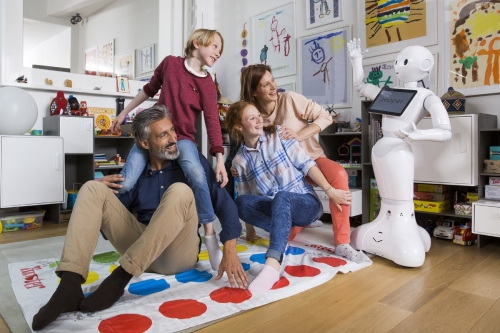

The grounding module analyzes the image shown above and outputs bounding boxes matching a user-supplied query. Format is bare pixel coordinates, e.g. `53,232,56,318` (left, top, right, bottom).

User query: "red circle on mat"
285,265,321,277
159,299,207,319
313,257,347,267
98,314,152,333
210,287,252,303
271,276,290,290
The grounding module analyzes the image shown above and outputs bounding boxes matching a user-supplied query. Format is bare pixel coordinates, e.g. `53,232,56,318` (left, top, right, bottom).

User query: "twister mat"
9,227,372,332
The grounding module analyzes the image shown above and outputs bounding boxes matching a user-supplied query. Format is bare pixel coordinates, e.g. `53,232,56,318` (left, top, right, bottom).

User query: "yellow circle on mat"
247,238,270,247
109,264,118,273
83,271,99,285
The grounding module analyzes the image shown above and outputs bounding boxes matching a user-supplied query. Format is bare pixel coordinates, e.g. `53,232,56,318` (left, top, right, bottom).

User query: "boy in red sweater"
110,29,227,271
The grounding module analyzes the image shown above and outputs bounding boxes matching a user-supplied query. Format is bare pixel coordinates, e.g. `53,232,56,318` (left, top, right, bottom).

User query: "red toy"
50,91,68,116
453,222,477,246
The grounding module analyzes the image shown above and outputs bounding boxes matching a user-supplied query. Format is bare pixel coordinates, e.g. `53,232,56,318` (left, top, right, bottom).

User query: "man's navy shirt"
118,152,241,244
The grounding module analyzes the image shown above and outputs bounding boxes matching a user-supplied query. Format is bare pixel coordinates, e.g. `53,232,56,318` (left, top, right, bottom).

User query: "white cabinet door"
0,136,64,207
411,115,477,186
59,117,94,154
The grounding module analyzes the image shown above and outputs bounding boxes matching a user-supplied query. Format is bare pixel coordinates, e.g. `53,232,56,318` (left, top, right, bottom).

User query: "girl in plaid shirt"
226,101,352,292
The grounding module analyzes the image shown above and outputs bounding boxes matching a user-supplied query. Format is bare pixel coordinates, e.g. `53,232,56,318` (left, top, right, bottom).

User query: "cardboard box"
415,184,451,193
413,191,453,202
485,185,500,200
370,178,381,221
484,160,500,174
454,202,472,216
414,199,451,213
0,211,43,233
489,177,500,185
490,146,500,160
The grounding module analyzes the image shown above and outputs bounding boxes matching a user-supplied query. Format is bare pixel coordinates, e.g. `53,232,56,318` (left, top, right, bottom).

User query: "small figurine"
16,75,27,83
94,87,102,90
45,78,53,86
64,79,72,88
68,95,87,116
218,96,232,122
80,100,88,115
50,91,68,116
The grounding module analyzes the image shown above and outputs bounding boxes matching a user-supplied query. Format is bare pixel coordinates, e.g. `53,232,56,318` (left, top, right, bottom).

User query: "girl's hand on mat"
99,174,124,194
217,240,248,288
326,188,352,213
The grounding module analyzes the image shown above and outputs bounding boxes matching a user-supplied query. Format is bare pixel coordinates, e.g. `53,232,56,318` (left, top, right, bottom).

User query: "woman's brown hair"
239,64,272,106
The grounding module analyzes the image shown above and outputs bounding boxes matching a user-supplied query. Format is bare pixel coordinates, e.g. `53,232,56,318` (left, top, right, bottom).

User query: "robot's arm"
397,95,452,142
347,39,381,100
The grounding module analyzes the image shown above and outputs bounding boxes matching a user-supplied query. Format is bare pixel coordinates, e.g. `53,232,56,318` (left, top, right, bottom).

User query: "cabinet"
43,117,134,223
318,129,363,217
0,136,64,207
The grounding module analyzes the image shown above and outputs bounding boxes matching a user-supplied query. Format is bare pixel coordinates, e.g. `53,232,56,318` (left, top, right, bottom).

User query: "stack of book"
94,153,117,168
413,183,452,213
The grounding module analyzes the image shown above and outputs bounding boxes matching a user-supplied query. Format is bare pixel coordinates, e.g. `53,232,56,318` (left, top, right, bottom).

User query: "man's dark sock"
32,271,83,331
79,265,133,312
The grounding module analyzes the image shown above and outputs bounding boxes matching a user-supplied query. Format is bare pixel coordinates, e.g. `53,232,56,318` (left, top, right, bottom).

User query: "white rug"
4,225,371,333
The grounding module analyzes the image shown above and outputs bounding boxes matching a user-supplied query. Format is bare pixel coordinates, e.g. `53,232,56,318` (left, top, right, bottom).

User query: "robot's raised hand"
347,38,367,60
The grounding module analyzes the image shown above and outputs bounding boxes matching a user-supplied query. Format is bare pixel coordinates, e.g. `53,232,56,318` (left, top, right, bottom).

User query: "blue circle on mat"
242,263,251,271
285,246,305,255
249,253,266,264
128,279,170,296
175,269,212,283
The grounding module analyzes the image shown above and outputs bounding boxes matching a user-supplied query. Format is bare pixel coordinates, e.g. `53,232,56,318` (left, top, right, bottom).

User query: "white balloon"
0,87,38,135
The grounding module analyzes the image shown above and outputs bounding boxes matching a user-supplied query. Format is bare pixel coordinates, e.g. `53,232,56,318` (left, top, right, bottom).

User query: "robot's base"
351,202,430,267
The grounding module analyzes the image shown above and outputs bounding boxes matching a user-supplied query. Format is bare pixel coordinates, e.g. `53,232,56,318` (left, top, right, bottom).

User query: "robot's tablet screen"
368,87,418,116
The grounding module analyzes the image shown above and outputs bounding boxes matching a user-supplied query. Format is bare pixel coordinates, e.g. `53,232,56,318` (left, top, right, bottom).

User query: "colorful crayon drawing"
252,3,296,78
306,0,342,29
446,0,500,94
301,27,351,107
364,0,427,48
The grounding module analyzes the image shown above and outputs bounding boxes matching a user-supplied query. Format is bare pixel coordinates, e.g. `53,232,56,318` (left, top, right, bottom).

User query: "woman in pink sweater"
238,64,362,262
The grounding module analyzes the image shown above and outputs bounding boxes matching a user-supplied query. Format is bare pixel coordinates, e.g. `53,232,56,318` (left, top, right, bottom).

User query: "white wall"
214,0,500,126
24,28,72,69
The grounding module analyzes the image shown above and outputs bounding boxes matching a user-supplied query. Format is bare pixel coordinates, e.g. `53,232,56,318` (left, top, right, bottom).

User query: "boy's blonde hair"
184,29,224,58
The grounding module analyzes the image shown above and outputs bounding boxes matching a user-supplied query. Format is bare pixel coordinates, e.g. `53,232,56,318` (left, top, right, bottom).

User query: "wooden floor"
2,222,500,333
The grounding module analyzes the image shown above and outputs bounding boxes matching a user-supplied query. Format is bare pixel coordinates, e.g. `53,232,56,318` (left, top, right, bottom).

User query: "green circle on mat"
49,260,60,268
93,251,120,263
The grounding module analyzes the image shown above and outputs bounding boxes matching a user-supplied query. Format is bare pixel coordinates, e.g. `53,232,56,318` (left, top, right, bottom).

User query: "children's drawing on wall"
139,44,155,76
301,27,351,107
252,3,296,77
306,0,343,29
364,0,427,48
445,0,500,95
362,62,396,88
114,52,135,79
97,40,114,77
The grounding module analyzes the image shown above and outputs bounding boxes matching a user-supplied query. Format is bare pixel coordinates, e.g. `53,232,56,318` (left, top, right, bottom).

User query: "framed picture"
84,46,97,76
114,51,135,79
252,3,296,78
444,0,500,96
277,82,295,93
97,40,114,77
356,0,437,58
362,57,398,89
138,44,155,75
305,0,343,29
299,26,351,108
116,76,130,93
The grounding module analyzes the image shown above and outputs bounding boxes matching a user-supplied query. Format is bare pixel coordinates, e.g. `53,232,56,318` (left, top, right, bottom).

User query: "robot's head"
394,45,434,83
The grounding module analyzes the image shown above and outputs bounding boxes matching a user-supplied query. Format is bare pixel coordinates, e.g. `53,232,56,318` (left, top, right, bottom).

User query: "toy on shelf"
64,79,72,88
452,222,477,246
347,137,362,163
49,91,68,116
16,75,27,83
45,78,53,86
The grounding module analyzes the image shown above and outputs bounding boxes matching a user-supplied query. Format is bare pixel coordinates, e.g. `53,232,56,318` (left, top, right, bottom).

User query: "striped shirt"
233,126,319,199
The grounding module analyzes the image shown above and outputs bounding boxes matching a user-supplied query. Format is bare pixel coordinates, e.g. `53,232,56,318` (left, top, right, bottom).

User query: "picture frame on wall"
305,0,343,29
97,40,114,77
444,0,500,96
114,51,135,80
299,26,352,108
252,3,296,78
84,46,97,76
356,0,437,58
116,76,130,93
138,44,155,75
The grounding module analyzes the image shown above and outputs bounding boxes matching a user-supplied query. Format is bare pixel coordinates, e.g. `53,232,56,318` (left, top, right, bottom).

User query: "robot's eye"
404,59,408,65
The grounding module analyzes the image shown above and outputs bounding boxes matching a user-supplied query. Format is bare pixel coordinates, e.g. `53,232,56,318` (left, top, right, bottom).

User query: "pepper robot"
347,39,452,267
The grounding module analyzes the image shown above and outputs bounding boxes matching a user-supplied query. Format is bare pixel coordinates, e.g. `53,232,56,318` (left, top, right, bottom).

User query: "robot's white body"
347,41,452,267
